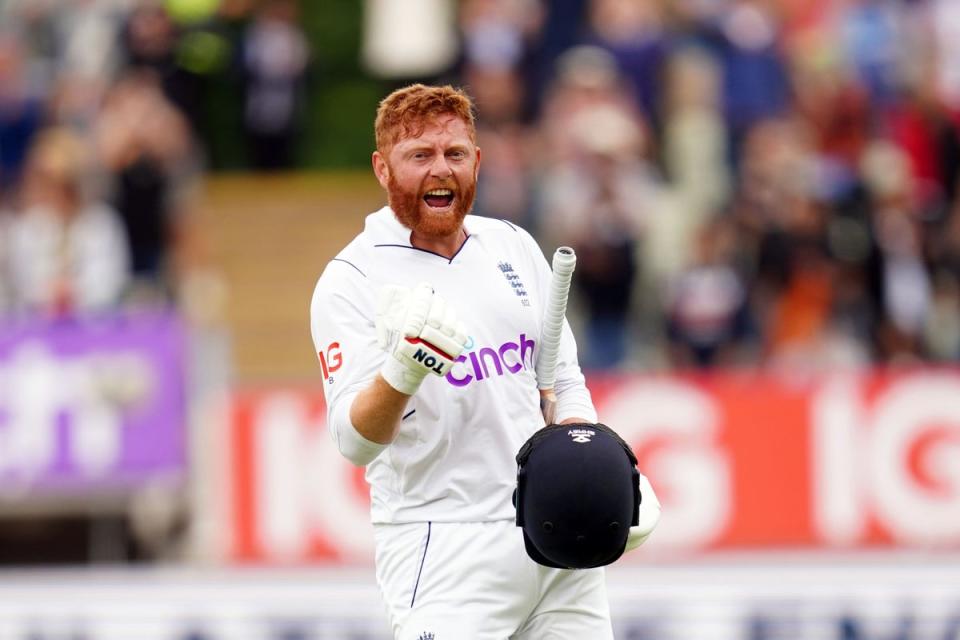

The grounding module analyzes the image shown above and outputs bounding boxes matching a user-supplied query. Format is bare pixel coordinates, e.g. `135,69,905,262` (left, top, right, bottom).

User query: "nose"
430,154,453,178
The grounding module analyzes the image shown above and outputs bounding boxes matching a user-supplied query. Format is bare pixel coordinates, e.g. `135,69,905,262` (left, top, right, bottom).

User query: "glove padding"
625,473,661,552
376,282,469,395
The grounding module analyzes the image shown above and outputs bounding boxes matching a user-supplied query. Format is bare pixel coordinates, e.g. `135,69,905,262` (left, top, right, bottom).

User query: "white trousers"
373,519,614,640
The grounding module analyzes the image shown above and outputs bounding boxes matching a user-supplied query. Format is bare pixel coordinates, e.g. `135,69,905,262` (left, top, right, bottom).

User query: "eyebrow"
402,143,471,155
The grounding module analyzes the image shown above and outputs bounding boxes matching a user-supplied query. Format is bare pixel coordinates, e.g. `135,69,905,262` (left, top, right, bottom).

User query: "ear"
372,150,390,189
474,146,481,180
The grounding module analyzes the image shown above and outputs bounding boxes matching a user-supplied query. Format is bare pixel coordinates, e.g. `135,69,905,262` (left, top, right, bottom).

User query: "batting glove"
625,474,661,552
376,282,469,395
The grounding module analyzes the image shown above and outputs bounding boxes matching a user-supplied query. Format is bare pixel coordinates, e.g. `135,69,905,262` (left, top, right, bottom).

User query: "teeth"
425,189,453,196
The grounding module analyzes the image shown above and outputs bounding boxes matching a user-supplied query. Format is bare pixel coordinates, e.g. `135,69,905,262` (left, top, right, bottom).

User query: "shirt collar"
364,206,410,244
364,206,476,245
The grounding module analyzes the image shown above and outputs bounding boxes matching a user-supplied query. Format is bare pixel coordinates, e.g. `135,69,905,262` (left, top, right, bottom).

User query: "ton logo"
412,347,446,375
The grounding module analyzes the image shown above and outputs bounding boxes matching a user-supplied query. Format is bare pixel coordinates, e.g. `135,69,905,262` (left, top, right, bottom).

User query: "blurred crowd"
442,0,960,372
0,0,307,321
3,0,960,374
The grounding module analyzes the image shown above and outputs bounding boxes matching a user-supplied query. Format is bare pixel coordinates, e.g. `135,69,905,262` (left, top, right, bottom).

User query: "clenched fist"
376,282,469,395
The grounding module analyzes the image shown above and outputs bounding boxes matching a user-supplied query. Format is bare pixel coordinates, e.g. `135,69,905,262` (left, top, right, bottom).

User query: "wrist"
380,353,429,395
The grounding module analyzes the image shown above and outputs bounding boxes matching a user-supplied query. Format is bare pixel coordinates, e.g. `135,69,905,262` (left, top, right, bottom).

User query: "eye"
448,150,466,160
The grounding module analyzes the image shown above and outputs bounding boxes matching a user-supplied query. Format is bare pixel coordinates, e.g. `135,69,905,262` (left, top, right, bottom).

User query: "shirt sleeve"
309,260,389,464
519,229,598,424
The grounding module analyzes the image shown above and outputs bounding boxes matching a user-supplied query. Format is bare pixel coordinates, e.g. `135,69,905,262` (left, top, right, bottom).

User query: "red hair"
375,84,476,153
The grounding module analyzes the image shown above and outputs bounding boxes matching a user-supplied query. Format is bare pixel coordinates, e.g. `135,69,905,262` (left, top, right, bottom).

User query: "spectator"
537,48,658,368
537,46,641,165
860,140,933,363
727,117,840,368
240,0,309,170
459,0,535,76
5,127,130,317
521,0,588,118
120,3,203,134
0,33,44,204
839,0,902,107
96,69,195,297
460,0,539,229
583,0,668,131
882,76,960,217
458,0,542,122
665,216,752,368
714,0,792,167
472,121,536,228
660,45,731,251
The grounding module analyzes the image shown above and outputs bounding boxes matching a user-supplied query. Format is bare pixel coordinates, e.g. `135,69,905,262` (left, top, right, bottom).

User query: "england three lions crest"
498,261,530,307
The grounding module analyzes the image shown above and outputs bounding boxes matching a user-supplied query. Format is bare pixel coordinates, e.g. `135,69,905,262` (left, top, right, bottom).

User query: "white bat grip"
536,247,576,391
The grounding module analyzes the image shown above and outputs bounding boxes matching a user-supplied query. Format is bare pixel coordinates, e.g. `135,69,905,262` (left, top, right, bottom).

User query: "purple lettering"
519,333,536,369
445,355,473,387
499,342,521,373
477,347,503,378
469,351,484,381
447,334,537,388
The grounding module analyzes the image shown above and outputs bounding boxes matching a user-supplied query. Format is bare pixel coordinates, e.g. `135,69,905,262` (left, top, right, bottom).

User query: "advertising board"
0,314,187,500
226,370,960,562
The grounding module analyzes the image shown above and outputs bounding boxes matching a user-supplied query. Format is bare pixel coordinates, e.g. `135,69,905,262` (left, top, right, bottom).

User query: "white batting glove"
376,282,469,395
625,473,661,552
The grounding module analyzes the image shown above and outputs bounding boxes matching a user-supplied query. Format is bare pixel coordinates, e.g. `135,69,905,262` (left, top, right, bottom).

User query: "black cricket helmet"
514,422,640,569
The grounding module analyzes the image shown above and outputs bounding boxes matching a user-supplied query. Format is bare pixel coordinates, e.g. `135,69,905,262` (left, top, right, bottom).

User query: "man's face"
373,114,480,238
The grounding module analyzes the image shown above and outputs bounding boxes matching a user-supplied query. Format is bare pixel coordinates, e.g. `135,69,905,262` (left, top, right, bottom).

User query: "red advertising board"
226,370,960,563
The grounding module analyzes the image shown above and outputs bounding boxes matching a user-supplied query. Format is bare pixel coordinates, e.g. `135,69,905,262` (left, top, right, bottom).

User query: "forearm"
349,374,412,444
322,281,468,464
349,281,467,444
553,373,597,424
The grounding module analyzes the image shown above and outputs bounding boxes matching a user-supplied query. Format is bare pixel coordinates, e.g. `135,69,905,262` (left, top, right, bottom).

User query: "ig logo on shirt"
318,341,342,382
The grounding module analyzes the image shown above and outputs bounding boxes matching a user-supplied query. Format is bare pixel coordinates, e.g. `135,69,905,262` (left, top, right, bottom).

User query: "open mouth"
423,188,455,210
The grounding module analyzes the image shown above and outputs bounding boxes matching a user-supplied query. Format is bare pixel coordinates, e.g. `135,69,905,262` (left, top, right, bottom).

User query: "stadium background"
0,0,959,638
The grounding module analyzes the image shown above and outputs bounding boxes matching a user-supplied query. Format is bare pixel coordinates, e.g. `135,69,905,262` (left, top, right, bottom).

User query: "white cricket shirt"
310,207,597,524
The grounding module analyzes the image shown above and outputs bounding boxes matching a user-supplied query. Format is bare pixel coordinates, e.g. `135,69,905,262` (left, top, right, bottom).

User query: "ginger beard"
386,164,477,239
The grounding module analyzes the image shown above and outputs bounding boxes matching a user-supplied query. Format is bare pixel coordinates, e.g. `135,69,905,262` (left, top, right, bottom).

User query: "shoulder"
465,214,524,236
472,216,548,271
327,238,371,280
315,206,410,282
311,247,376,326
312,210,396,319
313,207,387,291
314,239,369,300
465,215,541,252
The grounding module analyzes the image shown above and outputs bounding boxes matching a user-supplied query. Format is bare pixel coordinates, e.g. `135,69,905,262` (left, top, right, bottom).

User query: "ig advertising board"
226,368,960,563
